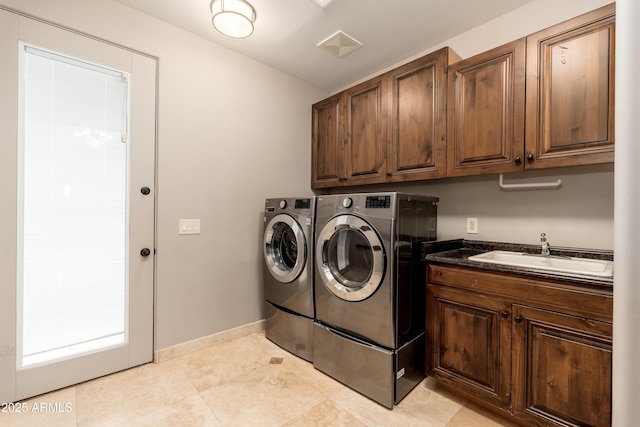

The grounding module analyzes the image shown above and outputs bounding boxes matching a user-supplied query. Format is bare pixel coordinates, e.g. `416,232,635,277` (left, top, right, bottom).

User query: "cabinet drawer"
428,264,612,322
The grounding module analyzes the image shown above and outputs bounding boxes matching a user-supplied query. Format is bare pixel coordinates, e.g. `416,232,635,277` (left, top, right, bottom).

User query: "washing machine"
263,197,315,362
312,192,438,408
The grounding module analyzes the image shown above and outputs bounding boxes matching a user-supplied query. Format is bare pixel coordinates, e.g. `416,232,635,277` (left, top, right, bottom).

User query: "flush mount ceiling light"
211,0,256,39
317,30,363,58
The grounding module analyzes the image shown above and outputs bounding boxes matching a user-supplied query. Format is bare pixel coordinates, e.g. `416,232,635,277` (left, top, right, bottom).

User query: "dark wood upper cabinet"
342,76,387,185
525,3,615,169
311,47,458,189
311,93,342,188
447,39,526,177
387,48,460,181
311,75,388,188
448,4,615,177
311,4,615,188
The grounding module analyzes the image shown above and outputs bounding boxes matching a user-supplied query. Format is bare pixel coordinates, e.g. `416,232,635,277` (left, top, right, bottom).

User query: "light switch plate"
179,219,200,235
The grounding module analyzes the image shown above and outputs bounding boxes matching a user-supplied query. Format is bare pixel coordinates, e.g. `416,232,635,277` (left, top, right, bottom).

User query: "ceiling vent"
317,30,363,58
310,0,334,7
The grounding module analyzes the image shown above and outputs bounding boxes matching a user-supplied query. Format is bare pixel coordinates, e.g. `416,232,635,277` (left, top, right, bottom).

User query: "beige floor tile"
254,333,349,399
199,363,326,426
0,332,521,426
446,402,519,427
75,359,198,426
283,399,367,427
279,355,346,398
0,386,76,427
330,377,467,427
126,394,223,427
176,334,274,392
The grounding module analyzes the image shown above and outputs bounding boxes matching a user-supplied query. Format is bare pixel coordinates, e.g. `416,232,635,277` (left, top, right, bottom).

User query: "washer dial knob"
342,197,353,208
279,200,287,209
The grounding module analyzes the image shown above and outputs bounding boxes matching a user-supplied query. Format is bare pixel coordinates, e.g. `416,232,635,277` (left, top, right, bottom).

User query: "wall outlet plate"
467,217,478,234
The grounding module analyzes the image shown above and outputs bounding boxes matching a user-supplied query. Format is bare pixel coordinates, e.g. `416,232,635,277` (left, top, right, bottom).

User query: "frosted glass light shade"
211,0,256,38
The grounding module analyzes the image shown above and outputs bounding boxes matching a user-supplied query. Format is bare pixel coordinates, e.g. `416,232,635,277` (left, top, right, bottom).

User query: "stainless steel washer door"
264,214,306,283
316,215,386,301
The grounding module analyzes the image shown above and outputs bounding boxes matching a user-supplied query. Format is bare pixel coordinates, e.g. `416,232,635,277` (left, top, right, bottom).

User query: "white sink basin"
468,250,613,277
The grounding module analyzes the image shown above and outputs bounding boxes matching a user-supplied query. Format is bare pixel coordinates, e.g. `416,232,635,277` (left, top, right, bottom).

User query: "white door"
0,11,156,402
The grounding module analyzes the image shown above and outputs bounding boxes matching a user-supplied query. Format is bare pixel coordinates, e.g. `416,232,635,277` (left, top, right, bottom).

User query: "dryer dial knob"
342,197,353,208
279,200,287,209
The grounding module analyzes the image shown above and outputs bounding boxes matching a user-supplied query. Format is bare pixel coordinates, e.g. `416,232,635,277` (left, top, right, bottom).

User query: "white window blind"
19,45,130,368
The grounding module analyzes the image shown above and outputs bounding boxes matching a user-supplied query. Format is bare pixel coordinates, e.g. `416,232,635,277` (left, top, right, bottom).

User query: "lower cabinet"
427,285,512,411
426,264,613,427
511,305,612,427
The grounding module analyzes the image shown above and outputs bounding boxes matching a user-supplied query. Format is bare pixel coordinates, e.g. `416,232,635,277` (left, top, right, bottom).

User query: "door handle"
140,248,151,257
140,186,151,195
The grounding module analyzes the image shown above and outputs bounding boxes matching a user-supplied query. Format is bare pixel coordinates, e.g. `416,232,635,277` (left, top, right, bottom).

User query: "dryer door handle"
321,240,329,266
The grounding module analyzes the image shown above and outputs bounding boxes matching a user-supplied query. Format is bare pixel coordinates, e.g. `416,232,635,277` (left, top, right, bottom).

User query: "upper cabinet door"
525,3,615,169
342,75,388,185
387,48,458,181
312,93,343,188
447,39,526,177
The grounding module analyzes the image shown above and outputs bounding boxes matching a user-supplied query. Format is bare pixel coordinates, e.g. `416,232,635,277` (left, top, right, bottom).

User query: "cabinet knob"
527,154,534,162
501,311,509,319
514,156,521,164
514,316,523,323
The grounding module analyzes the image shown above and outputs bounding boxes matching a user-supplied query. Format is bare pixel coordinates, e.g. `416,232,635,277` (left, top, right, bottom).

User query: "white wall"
613,0,640,424
0,0,614,353
338,164,614,249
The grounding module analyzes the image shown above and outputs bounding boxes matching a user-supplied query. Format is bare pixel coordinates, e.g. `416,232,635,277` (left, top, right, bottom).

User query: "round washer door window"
264,214,306,283
316,214,386,301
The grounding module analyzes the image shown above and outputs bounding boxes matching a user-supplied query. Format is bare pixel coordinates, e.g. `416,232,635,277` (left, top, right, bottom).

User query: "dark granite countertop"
422,239,614,288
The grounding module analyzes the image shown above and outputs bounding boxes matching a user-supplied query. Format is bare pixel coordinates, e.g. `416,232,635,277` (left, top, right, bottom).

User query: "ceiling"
115,0,535,93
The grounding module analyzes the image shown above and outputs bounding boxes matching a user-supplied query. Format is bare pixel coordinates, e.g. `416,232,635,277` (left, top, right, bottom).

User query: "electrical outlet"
467,217,478,234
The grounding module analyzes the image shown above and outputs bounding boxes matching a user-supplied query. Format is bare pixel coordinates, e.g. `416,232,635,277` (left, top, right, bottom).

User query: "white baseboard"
153,319,265,363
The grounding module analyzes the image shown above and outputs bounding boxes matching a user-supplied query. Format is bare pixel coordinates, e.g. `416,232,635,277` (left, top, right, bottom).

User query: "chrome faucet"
540,233,550,256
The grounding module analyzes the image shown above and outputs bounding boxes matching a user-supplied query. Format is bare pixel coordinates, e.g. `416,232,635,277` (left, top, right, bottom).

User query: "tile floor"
0,332,519,426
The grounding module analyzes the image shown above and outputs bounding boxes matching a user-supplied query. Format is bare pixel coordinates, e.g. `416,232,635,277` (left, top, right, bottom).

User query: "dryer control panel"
365,195,391,209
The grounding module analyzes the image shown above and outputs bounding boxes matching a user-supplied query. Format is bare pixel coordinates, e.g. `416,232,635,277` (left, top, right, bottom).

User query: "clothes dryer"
263,197,315,361
313,192,438,408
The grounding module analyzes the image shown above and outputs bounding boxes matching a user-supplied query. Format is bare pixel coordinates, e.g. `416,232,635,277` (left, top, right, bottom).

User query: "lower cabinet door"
511,305,612,427
426,285,512,409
